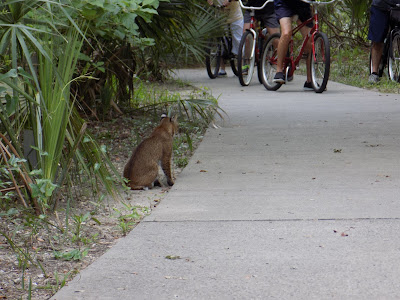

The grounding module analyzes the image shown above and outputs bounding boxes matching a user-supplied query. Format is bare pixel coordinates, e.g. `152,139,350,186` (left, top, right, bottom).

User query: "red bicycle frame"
285,6,322,78
247,12,267,62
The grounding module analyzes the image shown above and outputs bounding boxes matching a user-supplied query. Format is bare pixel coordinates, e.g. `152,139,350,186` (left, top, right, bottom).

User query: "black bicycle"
205,4,239,79
206,33,239,79
370,4,400,82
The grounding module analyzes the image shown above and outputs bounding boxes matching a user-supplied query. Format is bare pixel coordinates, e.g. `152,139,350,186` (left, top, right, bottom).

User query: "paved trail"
53,70,400,300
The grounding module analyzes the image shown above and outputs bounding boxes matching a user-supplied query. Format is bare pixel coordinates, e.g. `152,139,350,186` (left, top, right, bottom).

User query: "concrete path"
52,70,400,300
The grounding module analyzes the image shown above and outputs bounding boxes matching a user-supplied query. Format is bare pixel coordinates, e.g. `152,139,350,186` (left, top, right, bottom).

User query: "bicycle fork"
248,28,257,61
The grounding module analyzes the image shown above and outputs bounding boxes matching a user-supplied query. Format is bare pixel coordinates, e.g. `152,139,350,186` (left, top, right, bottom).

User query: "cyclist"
368,0,400,84
272,0,314,90
242,0,280,73
207,0,244,76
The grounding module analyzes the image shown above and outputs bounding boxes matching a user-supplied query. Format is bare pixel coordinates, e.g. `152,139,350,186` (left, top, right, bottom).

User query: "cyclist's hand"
207,0,213,5
222,0,230,6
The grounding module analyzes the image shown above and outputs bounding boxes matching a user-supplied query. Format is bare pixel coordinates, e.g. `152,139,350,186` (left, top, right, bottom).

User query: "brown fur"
123,115,178,190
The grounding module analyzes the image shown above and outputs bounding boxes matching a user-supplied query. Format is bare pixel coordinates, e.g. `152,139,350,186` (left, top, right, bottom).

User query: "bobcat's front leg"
161,150,174,186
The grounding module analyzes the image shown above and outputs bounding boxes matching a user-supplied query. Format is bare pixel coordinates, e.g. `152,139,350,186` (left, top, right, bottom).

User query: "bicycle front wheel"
237,30,256,86
388,32,400,82
230,55,239,76
260,33,282,91
310,32,330,93
206,38,221,79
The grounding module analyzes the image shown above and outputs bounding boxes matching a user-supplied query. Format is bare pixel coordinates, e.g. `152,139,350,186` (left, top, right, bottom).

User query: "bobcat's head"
160,114,178,136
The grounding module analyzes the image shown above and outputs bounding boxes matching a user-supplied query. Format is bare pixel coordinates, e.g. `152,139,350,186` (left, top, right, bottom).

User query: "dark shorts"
368,6,390,43
274,0,313,28
244,9,279,28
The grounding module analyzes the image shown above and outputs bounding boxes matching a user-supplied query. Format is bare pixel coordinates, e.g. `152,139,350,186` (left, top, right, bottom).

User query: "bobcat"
123,114,178,190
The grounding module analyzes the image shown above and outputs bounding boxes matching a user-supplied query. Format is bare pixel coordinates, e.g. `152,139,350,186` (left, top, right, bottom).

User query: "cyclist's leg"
296,2,313,87
368,6,389,81
219,58,226,76
273,0,294,82
242,11,252,69
243,10,251,33
258,9,280,43
371,42,384,74
230,18,244,56
276,18,291,73
298,21,312,84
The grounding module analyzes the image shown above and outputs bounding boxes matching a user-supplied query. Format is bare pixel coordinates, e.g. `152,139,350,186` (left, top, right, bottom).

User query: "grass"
330,46,400,94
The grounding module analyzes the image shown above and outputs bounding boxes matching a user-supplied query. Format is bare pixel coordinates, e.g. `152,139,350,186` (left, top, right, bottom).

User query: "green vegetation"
0,0,399,298
330,46,400,93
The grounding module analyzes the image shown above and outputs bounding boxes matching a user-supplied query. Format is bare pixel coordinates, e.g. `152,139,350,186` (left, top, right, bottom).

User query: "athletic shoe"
303,81,313,91
273,72,285,83
368,72,379,84
218,70,227,76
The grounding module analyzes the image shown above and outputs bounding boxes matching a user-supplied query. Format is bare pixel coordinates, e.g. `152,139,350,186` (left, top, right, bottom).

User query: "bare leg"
220,58,226,71
276,17,292,74
268,27,280,49
371,42,384,74
243,22,251,63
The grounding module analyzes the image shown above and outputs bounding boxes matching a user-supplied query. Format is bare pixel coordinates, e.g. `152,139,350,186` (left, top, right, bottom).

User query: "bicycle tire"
257,36,266,84
205,38,221,79
388,31,400,82
260,33,282,91
310,32,330,93
230,55,239,76
237,30,256,86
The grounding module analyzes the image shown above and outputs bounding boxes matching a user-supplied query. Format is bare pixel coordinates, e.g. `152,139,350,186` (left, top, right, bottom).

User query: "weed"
175,157,189,168
37,270,73,293
113,203,148,236
54,248,89,261
71,212,100,245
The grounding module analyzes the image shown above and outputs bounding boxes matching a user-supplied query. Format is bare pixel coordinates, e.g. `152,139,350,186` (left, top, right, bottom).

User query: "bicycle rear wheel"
260,33,282,91
206,38,221,79
310,32,330,93
237,30,256,86
388,32,400,82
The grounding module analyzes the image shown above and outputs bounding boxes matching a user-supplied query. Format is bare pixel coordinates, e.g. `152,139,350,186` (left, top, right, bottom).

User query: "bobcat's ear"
171,115,178,122
160,113,168,120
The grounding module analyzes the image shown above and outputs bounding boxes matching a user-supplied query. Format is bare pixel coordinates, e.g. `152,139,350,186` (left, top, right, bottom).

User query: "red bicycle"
260,0,335,93
237,0,273,86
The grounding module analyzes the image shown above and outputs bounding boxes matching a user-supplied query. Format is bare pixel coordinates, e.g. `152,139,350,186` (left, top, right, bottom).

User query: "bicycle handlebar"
238,0,274,11
382,0,400,9
300,0,336,5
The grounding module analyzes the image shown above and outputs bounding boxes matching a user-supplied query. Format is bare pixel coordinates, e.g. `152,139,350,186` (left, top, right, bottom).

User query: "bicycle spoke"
260,33,282,91
389,33,400,82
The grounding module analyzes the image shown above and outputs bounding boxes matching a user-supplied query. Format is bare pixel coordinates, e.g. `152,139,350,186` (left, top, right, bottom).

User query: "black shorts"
368,6,390,43
244,9,280,28
274,0,313,28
